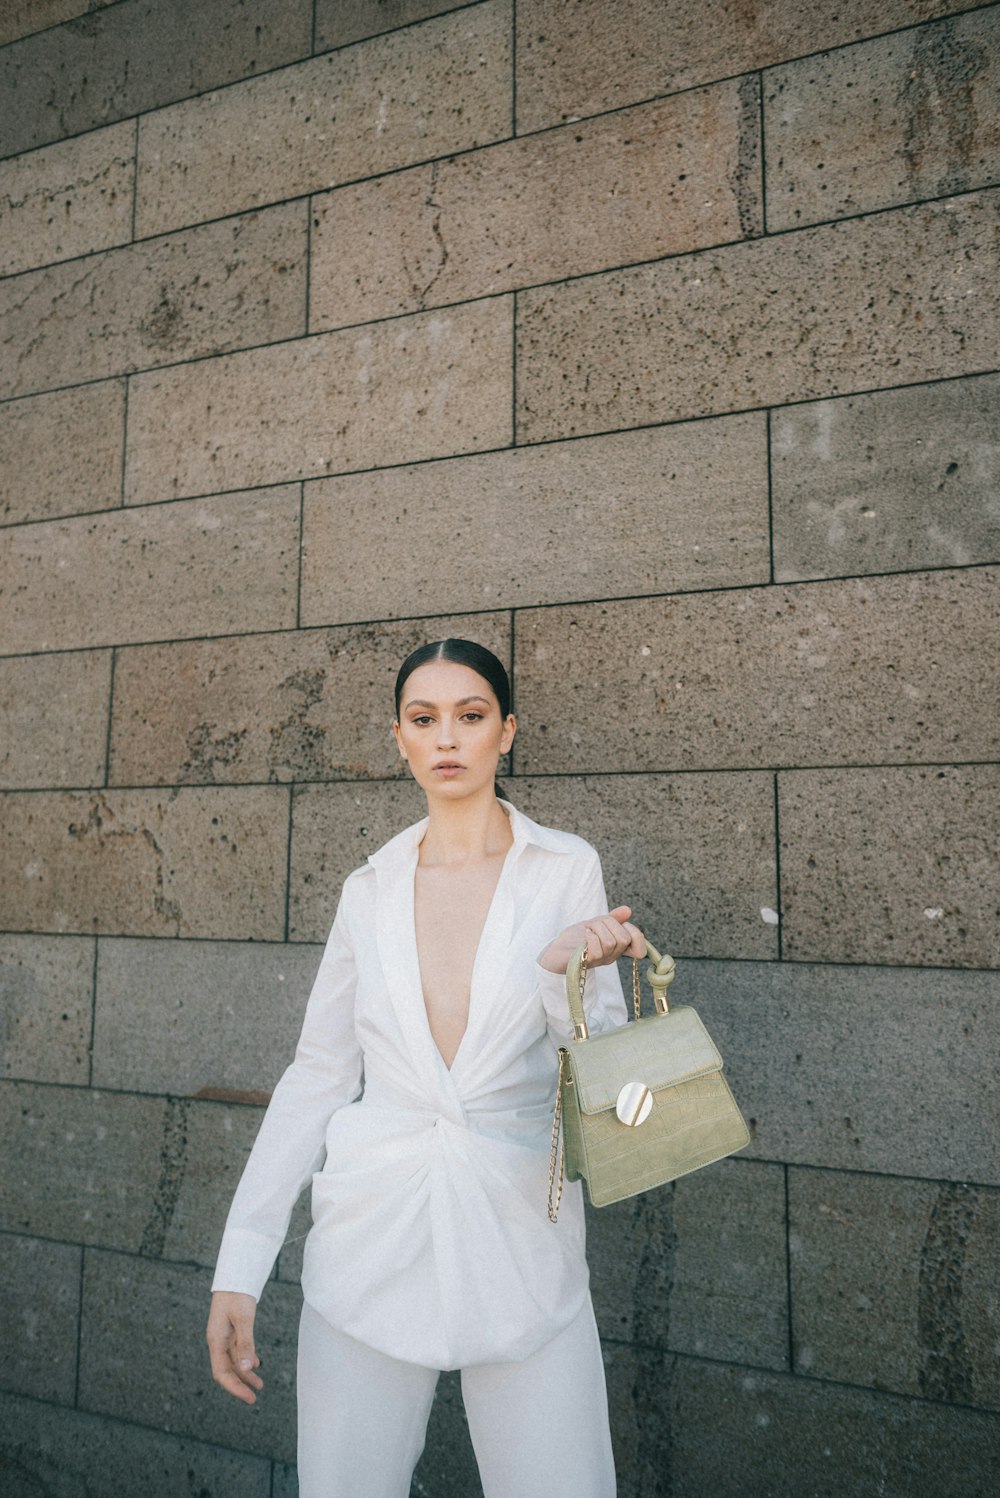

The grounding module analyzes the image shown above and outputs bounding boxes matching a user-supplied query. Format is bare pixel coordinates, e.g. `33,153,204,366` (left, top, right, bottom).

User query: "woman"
207,638,645,1497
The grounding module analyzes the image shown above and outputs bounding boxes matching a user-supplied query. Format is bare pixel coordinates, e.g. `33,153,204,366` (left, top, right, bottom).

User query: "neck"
418,788,512,865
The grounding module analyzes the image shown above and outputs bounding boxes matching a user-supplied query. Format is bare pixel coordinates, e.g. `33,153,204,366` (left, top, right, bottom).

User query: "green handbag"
548,939,750,1219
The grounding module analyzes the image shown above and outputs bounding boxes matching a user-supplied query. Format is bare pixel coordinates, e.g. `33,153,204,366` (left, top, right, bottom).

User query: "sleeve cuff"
211,1228,283,1301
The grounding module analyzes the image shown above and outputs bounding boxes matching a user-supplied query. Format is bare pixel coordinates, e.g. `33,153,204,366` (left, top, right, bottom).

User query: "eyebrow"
404,695,493,710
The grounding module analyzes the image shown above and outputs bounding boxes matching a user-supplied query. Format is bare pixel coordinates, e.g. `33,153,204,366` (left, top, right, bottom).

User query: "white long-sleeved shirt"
212,801,627,1369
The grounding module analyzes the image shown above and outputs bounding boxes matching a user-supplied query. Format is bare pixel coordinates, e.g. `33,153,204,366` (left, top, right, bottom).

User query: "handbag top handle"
566,938,677,1041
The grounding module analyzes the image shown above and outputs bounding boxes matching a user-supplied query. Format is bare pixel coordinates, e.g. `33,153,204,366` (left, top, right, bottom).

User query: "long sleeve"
537,846,629,1048
212,880,364,1299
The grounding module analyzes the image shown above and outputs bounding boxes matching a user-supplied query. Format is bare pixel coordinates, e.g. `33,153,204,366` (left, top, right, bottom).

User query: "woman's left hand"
538,905,646,974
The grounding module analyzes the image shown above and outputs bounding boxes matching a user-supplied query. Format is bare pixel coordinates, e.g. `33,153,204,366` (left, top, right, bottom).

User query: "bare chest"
413,855,506,1067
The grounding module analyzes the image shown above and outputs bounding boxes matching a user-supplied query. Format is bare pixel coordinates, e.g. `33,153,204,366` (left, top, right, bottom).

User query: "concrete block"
0,934,94,1086
124,298,512,504
0,2,118,48
0,120,134,278
0,203,307,402
587,1159,788,1369
135,2,512,238
515,0,984,132
310,78,762,329
516,189,1000,441
0,0,312,157
0,1080,167,1250
513,570,999,772
0,1234,81,1404
0,786,289,940
766,9,1000,231
677,959,1000,1186
289,780,426,942
0,486,299,654
300,417,768,619
668,1357,1000,1498
108,614,512,786
92,937,322,1095
0,379,125,526
314,0,465,50
0,649,111,788
779,764,1000,967
789,1169,1000,1410
0,1390,272,1498
512,773,778,961
772,374,1000,579
79,1248,301,1461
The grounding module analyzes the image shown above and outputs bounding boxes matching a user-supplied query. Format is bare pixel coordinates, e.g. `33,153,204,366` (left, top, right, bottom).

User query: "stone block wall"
1,2,998,1494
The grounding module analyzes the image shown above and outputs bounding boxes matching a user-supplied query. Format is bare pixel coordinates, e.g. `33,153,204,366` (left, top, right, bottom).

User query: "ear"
500,714,517,755
392,720,407,761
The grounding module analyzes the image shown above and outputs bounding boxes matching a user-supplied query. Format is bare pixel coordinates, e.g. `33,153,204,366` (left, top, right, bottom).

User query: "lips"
433,761,464,773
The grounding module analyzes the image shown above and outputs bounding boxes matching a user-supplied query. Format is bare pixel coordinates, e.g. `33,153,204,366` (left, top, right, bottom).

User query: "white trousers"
296,1297,617,1498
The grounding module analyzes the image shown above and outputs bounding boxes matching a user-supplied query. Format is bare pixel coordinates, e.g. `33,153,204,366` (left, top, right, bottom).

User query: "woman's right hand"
206,1290,263,1404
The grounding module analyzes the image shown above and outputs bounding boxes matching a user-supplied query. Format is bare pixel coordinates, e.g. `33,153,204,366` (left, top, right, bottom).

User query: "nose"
436,717,457,748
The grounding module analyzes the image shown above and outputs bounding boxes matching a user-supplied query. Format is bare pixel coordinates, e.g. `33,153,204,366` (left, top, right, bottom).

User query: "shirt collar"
366,798,569,870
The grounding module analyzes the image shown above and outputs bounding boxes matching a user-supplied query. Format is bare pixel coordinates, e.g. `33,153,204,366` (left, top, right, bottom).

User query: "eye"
461,712,484,723
410,715,434,727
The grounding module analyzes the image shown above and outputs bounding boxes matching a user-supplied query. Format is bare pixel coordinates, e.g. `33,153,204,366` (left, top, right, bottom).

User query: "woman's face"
393,660,516,801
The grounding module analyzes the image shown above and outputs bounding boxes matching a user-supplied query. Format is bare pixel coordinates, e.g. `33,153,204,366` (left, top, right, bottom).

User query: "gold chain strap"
632,954,641,1020
547,1048,566,1223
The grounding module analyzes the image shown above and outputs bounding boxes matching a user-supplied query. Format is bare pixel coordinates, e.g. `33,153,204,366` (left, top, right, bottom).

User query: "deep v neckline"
411,840,517,1073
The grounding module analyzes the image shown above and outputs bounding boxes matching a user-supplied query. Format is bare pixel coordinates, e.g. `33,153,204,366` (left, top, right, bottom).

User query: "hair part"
394,638,512,720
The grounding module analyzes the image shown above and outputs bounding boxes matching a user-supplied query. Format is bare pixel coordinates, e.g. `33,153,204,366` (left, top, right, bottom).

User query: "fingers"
583,911,646,966
207,1293,263,1405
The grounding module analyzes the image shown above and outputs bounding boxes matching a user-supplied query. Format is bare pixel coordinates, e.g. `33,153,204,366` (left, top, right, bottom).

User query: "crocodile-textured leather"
559,945,750,1207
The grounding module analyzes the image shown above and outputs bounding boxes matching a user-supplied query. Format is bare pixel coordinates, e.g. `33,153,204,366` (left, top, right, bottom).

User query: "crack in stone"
917,1180,976,1402
414,159,449,309
139,1097,190,1258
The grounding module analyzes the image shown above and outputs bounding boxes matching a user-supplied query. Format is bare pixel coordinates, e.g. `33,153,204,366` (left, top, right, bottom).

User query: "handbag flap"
565,1005,724,1115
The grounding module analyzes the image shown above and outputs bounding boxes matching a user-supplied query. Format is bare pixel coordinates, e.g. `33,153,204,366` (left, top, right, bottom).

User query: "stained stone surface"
0,119,134,277
124,298,513,504
0,933,94,1085
516,190,1000,441
772,374,1000,579
0,486,300,654
134,2,512,238
0,1389,273,1498
677,958,1000,1185
92,937,323,1095
587,1158,788,1369
779,763,1000,968
0,202,307,401
300,415,769,624
515,0,990,131
789,1169,1000,1410
512,773,778,962
0,379,125,526
515,569,999,773
79,1249,301,1461
0,1,119,48
0,1080,169,1250
765,8,1000,229
668,1357,1000,1498
0,649,111,787
309,77,762,328
0,1234,81,1404
108,613,511,786
0,0,313,156
0,785,290,940
314,0,469,51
